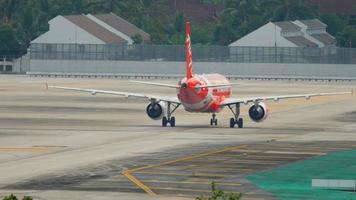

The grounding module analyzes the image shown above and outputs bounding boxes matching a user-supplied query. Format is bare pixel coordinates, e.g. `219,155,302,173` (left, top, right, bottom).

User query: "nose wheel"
228,103,244,128
210,113,218,126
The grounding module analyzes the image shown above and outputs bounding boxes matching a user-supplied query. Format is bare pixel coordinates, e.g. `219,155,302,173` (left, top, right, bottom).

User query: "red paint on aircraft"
177,22,232,113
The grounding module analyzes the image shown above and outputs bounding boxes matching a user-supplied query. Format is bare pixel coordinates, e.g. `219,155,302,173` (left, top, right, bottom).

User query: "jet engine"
248,102,268,122
146,102,166,120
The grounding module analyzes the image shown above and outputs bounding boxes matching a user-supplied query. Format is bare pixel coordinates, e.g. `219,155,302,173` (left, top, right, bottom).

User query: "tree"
320,14,356,47
320,14,347,36
0,24,20,55
196,181,243,200
86,0,128,14
2,194,18,200
132,33,143,44
337,26,356,48
174,11,184,33
191,24,214,45
261,0,316,21
213,0,263,45
0,0,20,23
2,194,33,200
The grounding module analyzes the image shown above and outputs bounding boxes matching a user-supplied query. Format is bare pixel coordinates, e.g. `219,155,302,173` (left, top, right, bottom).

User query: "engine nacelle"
146,102,166,120
248,102,268,123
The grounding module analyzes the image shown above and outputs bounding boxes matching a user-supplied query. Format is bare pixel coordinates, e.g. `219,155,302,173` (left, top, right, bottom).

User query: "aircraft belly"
182,96,222,113
182,94,213,112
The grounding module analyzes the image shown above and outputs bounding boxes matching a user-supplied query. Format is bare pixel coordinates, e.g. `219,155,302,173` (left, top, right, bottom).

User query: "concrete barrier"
28,59,356,81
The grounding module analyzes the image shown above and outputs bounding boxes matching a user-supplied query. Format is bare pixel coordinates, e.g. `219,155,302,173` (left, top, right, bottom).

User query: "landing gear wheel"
162,116,176,127
228,103,244,128
210,118,218,126
237,118,243,128
229,118,243,128
162,117,168,127
170,117,176,127
230,118,235,128
160,102,180,127
210,114,218,126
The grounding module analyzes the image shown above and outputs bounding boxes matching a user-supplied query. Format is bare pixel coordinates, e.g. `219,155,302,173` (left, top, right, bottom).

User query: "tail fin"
186,22,193,79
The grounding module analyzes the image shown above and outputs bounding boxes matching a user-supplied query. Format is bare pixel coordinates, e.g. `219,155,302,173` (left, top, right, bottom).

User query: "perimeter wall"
29,59,356,79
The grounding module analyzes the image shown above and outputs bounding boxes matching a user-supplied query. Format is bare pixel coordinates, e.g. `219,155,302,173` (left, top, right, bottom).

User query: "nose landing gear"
210,113,218,126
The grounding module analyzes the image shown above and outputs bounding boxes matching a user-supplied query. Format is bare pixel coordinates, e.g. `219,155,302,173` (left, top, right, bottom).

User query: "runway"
0,75,355,200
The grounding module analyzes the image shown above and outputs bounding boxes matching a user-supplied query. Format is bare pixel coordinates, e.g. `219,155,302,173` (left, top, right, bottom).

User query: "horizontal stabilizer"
195,83,240,89
130,80,179,88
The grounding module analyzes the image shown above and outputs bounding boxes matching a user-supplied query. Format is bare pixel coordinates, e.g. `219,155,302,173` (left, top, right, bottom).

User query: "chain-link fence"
30,43,356,64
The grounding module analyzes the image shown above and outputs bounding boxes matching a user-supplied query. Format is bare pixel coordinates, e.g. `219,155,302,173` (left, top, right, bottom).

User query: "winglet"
186,22,193,79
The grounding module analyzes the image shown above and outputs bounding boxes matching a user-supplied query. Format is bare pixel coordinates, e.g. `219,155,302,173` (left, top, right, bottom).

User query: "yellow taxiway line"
122,145,247,196
0,147,48,153
122,171,157,196
126,145,247,174
142,179,242,186
133,171,227,178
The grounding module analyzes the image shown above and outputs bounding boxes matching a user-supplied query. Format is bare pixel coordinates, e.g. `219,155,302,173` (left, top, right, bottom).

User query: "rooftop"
284,36,318,47
299,19,326,29
94,13,150,42
310,33,336,46
274,21,301,32
65,15,126,44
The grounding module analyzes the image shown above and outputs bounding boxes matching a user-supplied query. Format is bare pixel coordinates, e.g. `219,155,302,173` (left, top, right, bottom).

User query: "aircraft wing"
220,91,352,106
48,85,180,104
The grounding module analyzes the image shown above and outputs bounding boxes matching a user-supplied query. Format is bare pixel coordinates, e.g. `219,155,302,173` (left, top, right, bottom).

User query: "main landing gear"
227,103,243,128
162,102,180,127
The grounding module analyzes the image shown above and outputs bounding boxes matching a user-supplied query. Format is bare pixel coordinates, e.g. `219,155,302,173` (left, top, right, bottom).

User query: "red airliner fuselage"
177,74,232,113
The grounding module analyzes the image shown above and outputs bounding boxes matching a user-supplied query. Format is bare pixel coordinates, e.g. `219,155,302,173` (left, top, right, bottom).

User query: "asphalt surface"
0,75,355,200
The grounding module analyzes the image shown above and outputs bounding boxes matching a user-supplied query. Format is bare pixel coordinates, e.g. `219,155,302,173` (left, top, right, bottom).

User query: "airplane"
48,22,352,128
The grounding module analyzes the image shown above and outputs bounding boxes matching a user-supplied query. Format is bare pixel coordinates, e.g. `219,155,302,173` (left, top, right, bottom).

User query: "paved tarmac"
0,75,355,200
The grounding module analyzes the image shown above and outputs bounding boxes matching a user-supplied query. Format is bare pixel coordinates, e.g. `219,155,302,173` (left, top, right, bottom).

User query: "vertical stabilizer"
186,22,193,79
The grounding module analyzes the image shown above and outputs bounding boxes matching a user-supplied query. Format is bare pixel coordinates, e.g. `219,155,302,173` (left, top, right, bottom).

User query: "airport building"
31,13,150,45
229,19,335,48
